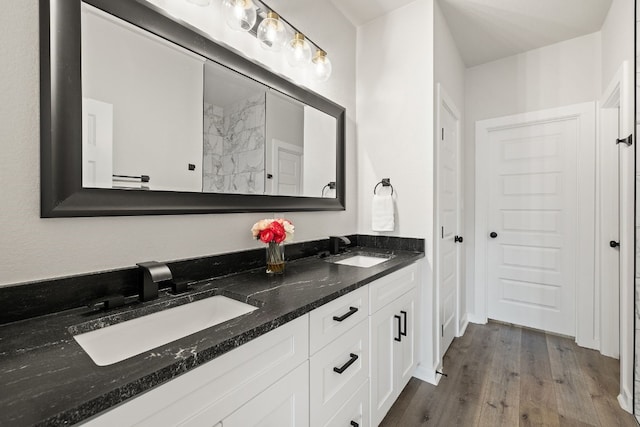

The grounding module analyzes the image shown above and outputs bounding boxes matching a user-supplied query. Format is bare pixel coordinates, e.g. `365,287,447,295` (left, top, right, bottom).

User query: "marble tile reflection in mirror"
80,3,337,198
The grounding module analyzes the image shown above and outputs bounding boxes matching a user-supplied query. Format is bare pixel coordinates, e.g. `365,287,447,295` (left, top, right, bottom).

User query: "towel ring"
374,178,394,195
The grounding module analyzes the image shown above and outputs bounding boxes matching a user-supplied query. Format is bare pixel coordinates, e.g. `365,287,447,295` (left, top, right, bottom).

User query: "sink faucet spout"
329,236,351,255
136,261,172,302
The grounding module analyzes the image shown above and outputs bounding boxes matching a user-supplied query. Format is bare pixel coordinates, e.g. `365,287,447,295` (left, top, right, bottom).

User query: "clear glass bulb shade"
285,34,312,67
222,0,257,32
312,52,332,82
257,15,286,51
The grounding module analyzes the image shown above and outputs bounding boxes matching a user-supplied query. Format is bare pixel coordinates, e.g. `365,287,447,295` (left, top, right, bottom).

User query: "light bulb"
257,12,286,51
285,33,312,67
222,0,257,32
311,50,332,82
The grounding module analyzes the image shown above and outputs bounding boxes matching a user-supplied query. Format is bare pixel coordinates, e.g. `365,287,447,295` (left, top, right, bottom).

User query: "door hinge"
616,134,633,146
454,235,463,243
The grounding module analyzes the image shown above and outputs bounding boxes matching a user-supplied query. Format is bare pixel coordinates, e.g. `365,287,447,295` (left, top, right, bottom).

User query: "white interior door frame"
434,83,463,362
599,61,634,413
598,62,631,362
474,102,596,347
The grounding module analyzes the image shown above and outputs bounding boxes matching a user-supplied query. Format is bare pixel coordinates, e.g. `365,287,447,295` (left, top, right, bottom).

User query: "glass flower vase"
266,241,285,274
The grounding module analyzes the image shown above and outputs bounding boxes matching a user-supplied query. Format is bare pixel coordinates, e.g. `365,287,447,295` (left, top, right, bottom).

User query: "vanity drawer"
369,263,417,314
310,318,369,427
309,286,368,355
322,379,370,427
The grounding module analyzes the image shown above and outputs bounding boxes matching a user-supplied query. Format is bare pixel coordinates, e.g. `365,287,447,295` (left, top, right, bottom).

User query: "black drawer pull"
350,422,359,427
333,353,359,374
394,315,402,342
401,310,407,337
333,306,358,322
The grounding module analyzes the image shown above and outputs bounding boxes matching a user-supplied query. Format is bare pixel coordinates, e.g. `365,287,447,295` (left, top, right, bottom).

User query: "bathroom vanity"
0,239,423,426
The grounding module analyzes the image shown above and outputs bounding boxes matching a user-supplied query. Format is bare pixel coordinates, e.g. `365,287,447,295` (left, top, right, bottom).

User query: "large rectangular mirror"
40,0,345,217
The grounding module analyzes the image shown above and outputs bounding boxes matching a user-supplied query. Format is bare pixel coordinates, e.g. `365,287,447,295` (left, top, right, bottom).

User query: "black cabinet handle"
333,353,359,374
333,306,358,322
350,422,359,427
400,311,407,337
490,232,498,238
394,315,402,342
610,240,620,248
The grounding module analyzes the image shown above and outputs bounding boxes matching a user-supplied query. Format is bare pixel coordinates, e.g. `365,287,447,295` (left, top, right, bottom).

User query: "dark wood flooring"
381,322,637,426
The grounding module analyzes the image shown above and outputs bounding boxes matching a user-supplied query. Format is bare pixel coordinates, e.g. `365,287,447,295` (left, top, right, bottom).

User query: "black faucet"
136,261,173,302
329,236,351,255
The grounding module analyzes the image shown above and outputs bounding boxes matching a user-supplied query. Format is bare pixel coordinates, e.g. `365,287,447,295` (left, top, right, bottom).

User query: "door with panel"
268,139,303,196
82,98,113,188
485,117,578,336
370,288,417,426
437,87,460,359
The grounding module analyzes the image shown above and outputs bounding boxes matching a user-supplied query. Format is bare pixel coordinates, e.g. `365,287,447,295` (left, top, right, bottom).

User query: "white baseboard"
618,389,633,414
457,315,469,337
575,336,599,352
413,364,441,386
467,313,487,325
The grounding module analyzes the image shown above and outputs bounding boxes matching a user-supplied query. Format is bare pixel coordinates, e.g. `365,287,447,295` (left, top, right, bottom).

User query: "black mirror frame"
40,0,346,217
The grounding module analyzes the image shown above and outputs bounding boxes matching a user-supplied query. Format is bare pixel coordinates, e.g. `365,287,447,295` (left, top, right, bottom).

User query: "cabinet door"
223,361,309,427
396,289,416,391
369,301,400,426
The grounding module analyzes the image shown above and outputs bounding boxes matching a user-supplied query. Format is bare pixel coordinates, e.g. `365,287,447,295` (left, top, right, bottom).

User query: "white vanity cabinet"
81,315,309,427
369,265,418,426
81,262,420,427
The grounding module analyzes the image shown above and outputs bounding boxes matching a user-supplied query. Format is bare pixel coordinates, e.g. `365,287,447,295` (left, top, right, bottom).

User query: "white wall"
82,6,204,192
434,0,466,329
464,32,602,319
0,0,356,286
356,0,437,381
303,106,337,198
601,0,634,90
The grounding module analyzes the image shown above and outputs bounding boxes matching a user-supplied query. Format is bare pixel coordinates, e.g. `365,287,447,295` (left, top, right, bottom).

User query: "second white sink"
333,255,389,268
73,295,258,366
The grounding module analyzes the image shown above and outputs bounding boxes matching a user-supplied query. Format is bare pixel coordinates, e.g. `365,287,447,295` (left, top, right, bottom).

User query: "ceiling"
331,0,613,67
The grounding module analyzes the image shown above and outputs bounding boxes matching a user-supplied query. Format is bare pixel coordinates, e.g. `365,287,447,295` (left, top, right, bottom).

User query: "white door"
267,139,303,196
485,119,584,336
436,85,460,359
82,98,113,188
397,290,416,389
369,301,397,426
598,106,620,357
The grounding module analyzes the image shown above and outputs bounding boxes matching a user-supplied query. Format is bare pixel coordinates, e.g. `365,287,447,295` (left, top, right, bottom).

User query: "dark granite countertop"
0,246,423,426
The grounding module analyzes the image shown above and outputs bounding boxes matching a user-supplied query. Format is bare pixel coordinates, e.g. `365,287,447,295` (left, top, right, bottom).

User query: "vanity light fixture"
222,0,257,32
311,49,332,81
256,11,286,51
187,0,332,81
285,32,312,67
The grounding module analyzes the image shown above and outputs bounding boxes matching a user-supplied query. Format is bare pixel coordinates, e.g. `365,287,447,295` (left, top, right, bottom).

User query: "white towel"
372,194,395,231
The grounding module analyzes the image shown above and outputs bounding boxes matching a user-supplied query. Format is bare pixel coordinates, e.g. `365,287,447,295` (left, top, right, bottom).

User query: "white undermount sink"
333,255,389,268
73,295,258,366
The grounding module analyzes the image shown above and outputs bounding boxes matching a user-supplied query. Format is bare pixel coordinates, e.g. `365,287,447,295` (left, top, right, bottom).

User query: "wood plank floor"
380,322,637,427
